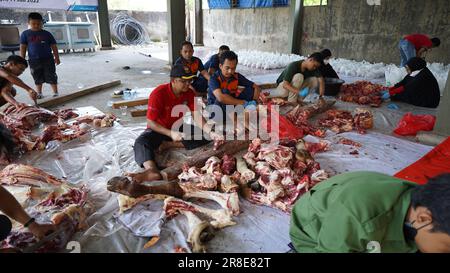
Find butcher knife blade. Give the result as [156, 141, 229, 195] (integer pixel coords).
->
[21, 223, 72, 253]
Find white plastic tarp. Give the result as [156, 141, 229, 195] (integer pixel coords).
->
[10, 106, 434, 253]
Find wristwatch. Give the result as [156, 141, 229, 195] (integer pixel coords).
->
[24, 217, 35, 228]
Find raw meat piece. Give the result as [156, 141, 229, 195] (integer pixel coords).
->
[310, 170, 329, 184]
[178, 166, 218, 192]
[1, 166, 90, 252]
[74, 113, 116, 128]
[160, 140, 250, 181]
[184, 190, 240, 216]
[318, 110, 354, 134]
[164, 197, 236, 229]
[338, 138, 362, 147]
[243, 151, 257, 167]
[1, 216, 77, 253]
[201, 156, 221, 174]
[174, 246, 188, 253]
[257, 144, 294, 170]
[3, 105, 57, 130]
[38, 187, 88, 208]
[219, 175, 240, 194]
[179, 211, 214, 253]
[339, 81, 385, 107]
[248, 138, 262, 153]
[34, 124, 88, 150]
[254, 161, 272, 179]
[353, 108, 374, 134]
[256, 171, 285, 202]
[305, 141, 330, 155]
[213, 138, 225, 151]
[116, 193, 168, 213]
[221, 154, 236, 175]
[292, 160, 308, 176]
[236, 157, 255, 184]
[306, 161, 321, 176]
[54, 109, 79, 120]
[0, 164, 64, 187]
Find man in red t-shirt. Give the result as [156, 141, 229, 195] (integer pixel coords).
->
[128, 64, 222, 183]
[399, 34, 440, 67]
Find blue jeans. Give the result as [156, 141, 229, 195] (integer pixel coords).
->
[399, 39, 416, 67]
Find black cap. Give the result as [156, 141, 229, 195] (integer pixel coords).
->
[170, 64, 195, 79]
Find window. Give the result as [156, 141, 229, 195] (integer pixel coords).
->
[207, 0, 290, 9]
[303, 0, 327, 6]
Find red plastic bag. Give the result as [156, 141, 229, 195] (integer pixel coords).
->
[261, 103, 304, 140]
[393, 113, 436, 136]
[395, 137, 450, 184]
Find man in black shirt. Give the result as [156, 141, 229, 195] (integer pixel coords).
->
[0, 55, 37, 109]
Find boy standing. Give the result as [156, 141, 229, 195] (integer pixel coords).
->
[20, 12, 60, 98]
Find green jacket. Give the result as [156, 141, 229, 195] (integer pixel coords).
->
[290, 171, 418, 253]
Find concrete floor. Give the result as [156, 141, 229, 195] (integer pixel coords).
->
[3, 43, 281, 124]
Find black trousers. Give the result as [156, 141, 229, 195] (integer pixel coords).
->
[134, 124, 210, 168]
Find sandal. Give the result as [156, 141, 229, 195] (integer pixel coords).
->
[53, 92, 59, 97]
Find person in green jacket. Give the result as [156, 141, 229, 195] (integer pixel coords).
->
[289, 171, 450, 253]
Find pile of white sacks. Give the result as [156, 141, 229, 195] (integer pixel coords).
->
[235, 50, 449, 95]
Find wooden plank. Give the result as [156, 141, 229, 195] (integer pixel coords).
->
[160, 140, 250, 181]
[112, 98, 149, 109]
[38, 80, 121, 108]
[259, 83, 277, 89]
[131, 109, 147, 117]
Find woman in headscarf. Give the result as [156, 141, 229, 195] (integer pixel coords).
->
[381, 57, 440, 108]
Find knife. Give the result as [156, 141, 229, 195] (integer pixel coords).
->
[21, 223, 71, 253]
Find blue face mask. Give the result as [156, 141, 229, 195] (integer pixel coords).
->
[404, 220, 433, 241]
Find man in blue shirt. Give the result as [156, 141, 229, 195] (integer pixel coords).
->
[174, 41, 210, 95]
[204, 45, 230, 75]
[208, 50, 261, 110]
[207, 51, 262, 136]
[20, 12, 60, 99]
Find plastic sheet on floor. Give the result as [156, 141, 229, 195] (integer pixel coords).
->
[11, 103, 434, 253]
[305, 131, 433, 177]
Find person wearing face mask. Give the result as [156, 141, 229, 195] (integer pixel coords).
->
[381, 57, 440, 108]
[319, 49, 339, 79]
[289, 171, 450, 253]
